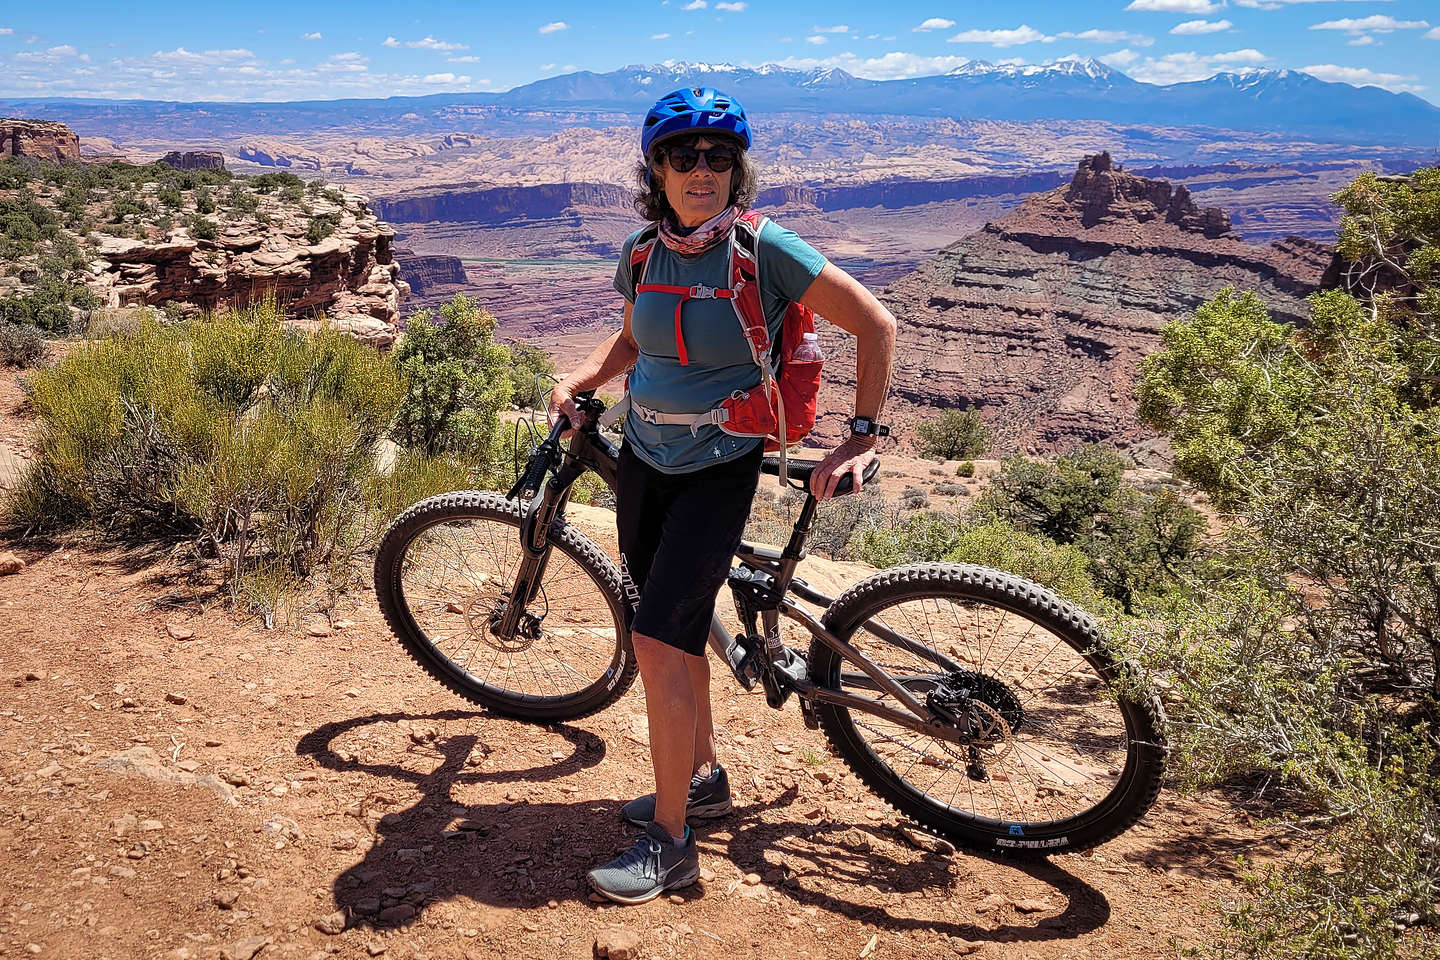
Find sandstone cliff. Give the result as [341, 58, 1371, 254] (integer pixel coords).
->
[88, 192, 407, 345]
[0, 119, 80, 163]
[827, 153, 1330, 455]
[160, 151, 225, 171]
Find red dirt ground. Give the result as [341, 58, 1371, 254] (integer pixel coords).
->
[0, 360, 1281, 960]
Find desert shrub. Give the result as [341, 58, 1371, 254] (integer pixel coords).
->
[944, 519, 1107, 610]
[932, 482, 966, 496]
[390, 294, 514, 475]
[307, 178, 324, 198]
[225, 183, 259, 214]
[2, 302, 458, 619]
[84, 306, 154, 339]
[189, 215, 218, 241]
[157, 182, 184, 210]
[0, 193, 58, 260]
[306, 214, 339, 244]
[899, 485, 929, 509]
[250, 172, 304, 195]
[915, 407, 991, 461]
[848, 509, 962, 567]
[955, 459, 975, 478]
[1129, 167, 1440, 959]
[323, 187, 346, 206]
[108, 192, 144, 223]
[507, 341, 557, 408]
[193, 186, 215, 214]
[976, 445, 1205, 612]
[0, 323, 46, 367]
[0, 261, 100, 333]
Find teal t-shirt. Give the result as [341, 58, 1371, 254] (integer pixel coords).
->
[614, 218, 828, 474]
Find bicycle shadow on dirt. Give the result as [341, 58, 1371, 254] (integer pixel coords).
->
[298, 712, 1110, 946]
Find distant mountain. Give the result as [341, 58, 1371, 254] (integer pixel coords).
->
[2, 59, 1436, 145]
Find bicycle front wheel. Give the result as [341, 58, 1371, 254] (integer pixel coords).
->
[808, 563, 1166, 856]
[374, 491, 636, 722]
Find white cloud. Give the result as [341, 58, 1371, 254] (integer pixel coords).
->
[1100, 48, 1141, 67]
[806, 36, 828, 45]
[1239, 0, 1398, 5]
[1171, 18, 1233, 34]
[651, 33, 671, 40]
[1057, 29, 1154, 46]
[1301, 63, 1424, 93]
[682, 0, 707, 9]
[382, 36, 399, 47]
[447, 55, 483, 62]
[948, 25, 1054, 47]
[301, 32, 322, 40]
[1310, 16, 1428, 33]
[1122, 48, 1270, 83]
[422, 73, 471, 84]
[1125, 0, 1224, 12]
[407, 36, 468, 50]
[318, 52, 368, 74]
[538, 21, 569, 34]
[0, 28, 12, 35]
[913, 18, 955, 32]
[716, 1, 747, 10]
[1348, 34, 1375, 45]
[1427, 27, 1440, 40]
[813, 24, 850, 33]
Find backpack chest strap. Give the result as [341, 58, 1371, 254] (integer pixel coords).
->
[634, 282, 736, 366]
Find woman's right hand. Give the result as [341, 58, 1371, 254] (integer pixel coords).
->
[547, 381, 583, 437]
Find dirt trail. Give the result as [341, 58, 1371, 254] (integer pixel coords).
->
[0, 364, 1279, 960]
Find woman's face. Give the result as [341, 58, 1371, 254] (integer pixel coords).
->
[655, 136, 735, 228]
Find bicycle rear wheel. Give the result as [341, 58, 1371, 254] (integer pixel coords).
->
[808, 563, 1166, 856]
[374, 491, 636, 722]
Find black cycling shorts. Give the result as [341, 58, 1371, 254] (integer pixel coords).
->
[615, 441, 763, 657]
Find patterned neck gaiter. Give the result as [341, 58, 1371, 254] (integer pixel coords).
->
[658, 205, 740, 256]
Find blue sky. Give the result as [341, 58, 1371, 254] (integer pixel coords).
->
[5, 0, 1440, 104]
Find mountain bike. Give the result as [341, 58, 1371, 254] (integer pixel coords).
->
[374, 393, 1167, 856]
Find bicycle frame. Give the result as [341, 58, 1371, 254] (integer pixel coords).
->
[510, 405, 976, 747]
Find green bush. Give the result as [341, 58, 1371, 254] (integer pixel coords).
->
[0, 323, 46, 367]
[0, 260, 100, 334]
[507, 341, 557, 408]
[943, 519, 1107, 610]
[193, 186, 215, 215]
[305, 214, 339, 244]
[848, 509, 962, 567]
[157, 183, 184, 210]
[955, 459, 975, 478]
[976, 446, 1205, 612]
[189, 215, 218, 241]
[2, 302, 463, 619]
[915, 407, 991, 461]
[390, 294, 514, 472]
[250, 172, 304, 195]
[225, 183, 259, 214]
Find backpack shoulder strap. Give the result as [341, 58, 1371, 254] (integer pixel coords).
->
[728, 213, 770, 367]
[628, 223, 661, 291]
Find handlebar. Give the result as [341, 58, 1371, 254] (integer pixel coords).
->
[506, 391, 603, 502]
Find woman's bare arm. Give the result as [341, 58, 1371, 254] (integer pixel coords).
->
[798, 262, 897, 499]
[548, 301, 640, 429]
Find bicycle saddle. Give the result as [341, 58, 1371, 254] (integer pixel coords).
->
[760, 456, 880, 496]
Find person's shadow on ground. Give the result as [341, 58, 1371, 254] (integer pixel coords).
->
[297, 710, 1111, 945]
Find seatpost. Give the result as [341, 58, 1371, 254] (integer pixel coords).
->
[783, 494, 818, 560]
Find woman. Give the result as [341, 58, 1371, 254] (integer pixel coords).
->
[548, 86, 895, 904]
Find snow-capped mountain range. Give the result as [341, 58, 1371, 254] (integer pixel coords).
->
[2, 58, 1435, 146]
[484, 58, 1436, 144]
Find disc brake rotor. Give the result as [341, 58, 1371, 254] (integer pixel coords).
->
[460, 594, 543, 653]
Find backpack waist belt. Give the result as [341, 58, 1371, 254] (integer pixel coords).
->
[602, 394, 745, 435]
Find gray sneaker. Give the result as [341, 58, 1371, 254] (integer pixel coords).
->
[587, 820, 700, 904]
[621, 766, 733, 827]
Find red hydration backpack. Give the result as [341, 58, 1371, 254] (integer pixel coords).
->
[607, 211, 824, 481]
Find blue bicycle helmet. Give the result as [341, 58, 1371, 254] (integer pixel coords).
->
[641, 87, 752, 157]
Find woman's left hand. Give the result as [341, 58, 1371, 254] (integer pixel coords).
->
[808, 436, 878, 500]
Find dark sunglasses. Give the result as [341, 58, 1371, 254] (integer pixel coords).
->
[663, 144, 737, 174]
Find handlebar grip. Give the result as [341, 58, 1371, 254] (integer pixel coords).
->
[517, 448, 552, 501]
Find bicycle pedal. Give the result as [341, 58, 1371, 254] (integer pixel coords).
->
[799, 696, 820, 730]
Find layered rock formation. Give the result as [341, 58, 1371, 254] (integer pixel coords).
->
[394, 248, 467, 296]
[835, 153, 1330, 454]
[375, 183, 633, 226]
[160, 150, 225, 171]
[87, 191, 408, 345]
[0, 119, 80, 162]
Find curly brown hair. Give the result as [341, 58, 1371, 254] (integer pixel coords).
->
[631, 132, 758, 223]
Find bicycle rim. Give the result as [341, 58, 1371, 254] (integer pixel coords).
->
[811, 564, 1164, 853]
[377, 492, 633, 718]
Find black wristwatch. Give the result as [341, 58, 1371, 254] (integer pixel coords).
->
[848, 416, 890, 438]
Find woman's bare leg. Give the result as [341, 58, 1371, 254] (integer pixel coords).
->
[631, 631, 696, 840]
[688, 651, 717, 775]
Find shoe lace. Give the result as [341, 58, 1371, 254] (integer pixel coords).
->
[614, 836, 664, 881]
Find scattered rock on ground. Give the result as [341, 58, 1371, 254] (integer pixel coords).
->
[0, 551, 24, 575]
[595, 927, 642, 960]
